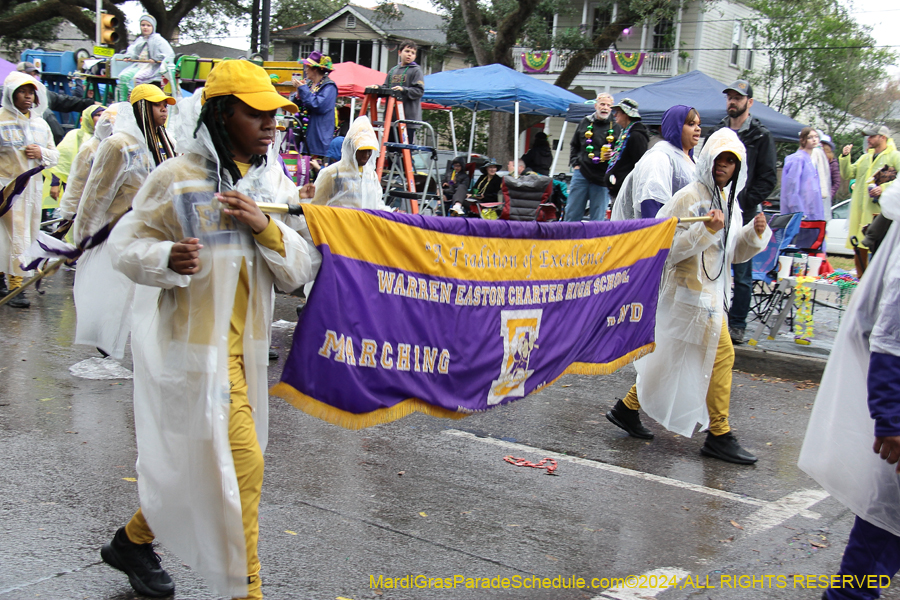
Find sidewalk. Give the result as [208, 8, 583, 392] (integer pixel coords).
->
[733, 283, 849, 381]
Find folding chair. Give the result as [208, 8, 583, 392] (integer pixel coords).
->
[749, 212, 801, 321]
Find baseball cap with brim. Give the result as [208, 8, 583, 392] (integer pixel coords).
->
[612, 98, 640, 119]
[863, 125, 891, 137]
[202, 60, 298, 113]
[723, 79, 753, 98]
[130, 84, 176, 105]
[16, 61, 40, 74]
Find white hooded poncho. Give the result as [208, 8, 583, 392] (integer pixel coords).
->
[611, 140, 696, 221]
[57, 105, 118, 220]
[632, 128, 771, 436]
[0, 71, 59, 276]
[71, 101, 155, 359]
[309, 116, 390, 210]
[108, 118, 320, 598]
[114, 14, 174, 97]
[799, 182, 900, 537]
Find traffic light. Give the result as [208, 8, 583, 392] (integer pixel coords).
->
[100, 13, 119, 45]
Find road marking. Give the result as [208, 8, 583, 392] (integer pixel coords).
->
[741, 488, 829, 535]
[445, 430, 829, 525]
[592, 567, 690, 600]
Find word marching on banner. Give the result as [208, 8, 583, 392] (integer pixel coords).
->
[271, 205, 676, 429]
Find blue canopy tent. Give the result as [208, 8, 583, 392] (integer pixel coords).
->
[565, 70, 806, 143]
[423, 64, 586, 173]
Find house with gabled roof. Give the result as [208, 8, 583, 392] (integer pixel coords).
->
[270, 3, 467, 74]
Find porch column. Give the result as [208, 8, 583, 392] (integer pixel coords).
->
[671, 2, 683, 76]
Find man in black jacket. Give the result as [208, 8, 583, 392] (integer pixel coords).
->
[712, 80, 777, 345]
[606, 98, 649, 199]
[16, 62, 98, 144]
[565, 93, 619, 221]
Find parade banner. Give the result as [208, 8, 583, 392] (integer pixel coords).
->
[271, 205, 676, 429]
[609, 51, 646, 74]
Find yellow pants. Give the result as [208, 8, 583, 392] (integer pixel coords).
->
[623, 319, 734, 436]
[3, 273, 23, 289]
[125, 356, 264, 599]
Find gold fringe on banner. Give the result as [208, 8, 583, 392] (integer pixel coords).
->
[270, 342, 656, 429]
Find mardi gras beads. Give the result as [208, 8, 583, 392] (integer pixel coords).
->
[585, 124, 601, 164]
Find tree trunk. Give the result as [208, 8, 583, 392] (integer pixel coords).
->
[488, 112, 514, 166]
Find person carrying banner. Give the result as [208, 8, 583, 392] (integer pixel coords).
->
[0, 71, 59, 308]
[308, 115, 387, 210]
[71, 86, 175, 359]
[798, 183, 900, 600]
[102, 60, 319, 600]
[611, 105, 700, 221]
[605, 128, 771, 465]
[56, 106, 118, 221]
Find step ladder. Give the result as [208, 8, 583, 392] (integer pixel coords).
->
[359, 87, 418, 211]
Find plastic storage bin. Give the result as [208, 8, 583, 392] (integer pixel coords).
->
[21, 50, 76, 74]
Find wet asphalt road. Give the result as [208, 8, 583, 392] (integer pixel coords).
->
[0, 272, 894, 600]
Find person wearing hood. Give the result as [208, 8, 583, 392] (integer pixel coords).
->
[605, 128, 771, 465]
[11, 61, 98, 145]
[289, 51, 338, 157]
[102, 60, 318, 600]
[71, 85, 175, 359]
[308, 116, 387, 210]
[0, 71, 59, 308]
[605, 98, 649, 198]
[780, 127, 825, 220]
[565, 93, 619, 222]
[522, 131, 552, 176]
[840, 125, 900, 250]
[52, 105, 105, 184]
[115, 14, 175, 102]
[798, 182, 900, 600]
[611, 105, 700, 220]
[56, 106, 118, 221]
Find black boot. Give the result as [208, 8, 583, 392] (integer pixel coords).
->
[100, 527, 175, 597]
[7, 289, 30, 308]
[269, 347, 279, 361]
[701, 431, 758, 465]
[606, 399, 654, 439]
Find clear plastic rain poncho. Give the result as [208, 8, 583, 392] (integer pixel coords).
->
[107, 113, 319, 598]
[631, 128, 770, 436]
[71, 101, 154, 359]
[57, 105, 118, 219]
[309, 116, 389, 210]
[611, 105, 696, 221]
[50, 105, 99, 184]
[799, 182, 900, 537]
[780, 149, 824, 220]
[0, 71, 59, 276]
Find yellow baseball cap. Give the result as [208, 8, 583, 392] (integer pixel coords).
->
[130, 84, 176, 105]
[201, 60, 298, 113]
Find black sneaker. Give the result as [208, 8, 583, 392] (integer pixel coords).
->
[728, 326, 745, 345]
[701, 431, 758, 465]
[269, 347, 279, 361]
[100, 527, 175, 597]
[606, 399, 654, 439]
[7, 289, 30, 308]
[0, 274, 8, 297]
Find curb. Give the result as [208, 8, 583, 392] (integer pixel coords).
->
[733, 345, 827, 382]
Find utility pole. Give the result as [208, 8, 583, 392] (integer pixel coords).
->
[260, 0, 271, 60]
[250, 0, 260, 54]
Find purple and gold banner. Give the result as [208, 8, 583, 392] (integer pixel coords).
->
[271, 205, 676, 429]
[610, 51, 646, 75]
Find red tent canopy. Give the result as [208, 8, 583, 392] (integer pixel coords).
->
[331, 61, 449, 110]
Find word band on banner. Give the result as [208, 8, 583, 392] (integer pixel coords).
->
[271, 205, 676, 429]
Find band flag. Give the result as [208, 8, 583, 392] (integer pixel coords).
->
[0, 166, 44, 218]
[271, 205, 676, 429]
